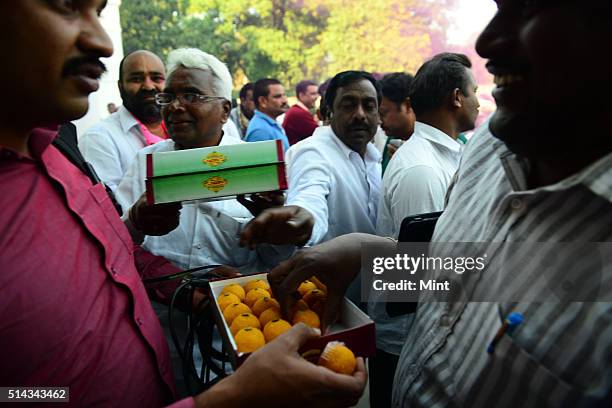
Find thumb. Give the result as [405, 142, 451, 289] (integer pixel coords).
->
[281, 323, 321, 352]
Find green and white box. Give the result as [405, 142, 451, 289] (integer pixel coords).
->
[145, 140, 287, 204]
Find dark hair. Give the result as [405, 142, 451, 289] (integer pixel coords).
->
[409, 53, 472, 116]
[323, 71, 382, 116]
[295, 80, 317, 97]
[380, 72, 414, 108]
[253, 78, 282, 108]
[239, 82, 253, 100]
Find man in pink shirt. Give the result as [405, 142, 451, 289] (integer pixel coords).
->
[0, 1, 366, 407]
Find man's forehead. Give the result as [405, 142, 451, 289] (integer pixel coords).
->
[123, 52, 165, 74]
[337, 79, 377, 99]
[269, 84, 284, 94]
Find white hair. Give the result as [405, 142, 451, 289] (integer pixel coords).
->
[166, 48, 233, 101]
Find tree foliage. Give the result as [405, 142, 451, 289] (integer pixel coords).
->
[121, 0, 457, 92]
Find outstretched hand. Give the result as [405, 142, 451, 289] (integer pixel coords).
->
[240, 205, 314, 249]
[237, 191, 285, 217]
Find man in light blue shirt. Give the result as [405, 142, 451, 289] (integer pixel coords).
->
[245, 78, 290, 151]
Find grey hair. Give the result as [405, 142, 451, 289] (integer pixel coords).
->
[166, 48, 233, 101]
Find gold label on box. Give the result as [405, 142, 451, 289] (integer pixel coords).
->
[203, 176, 228, 193]
[202, 151, 227, 167]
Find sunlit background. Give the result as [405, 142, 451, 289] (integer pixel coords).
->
[76, 0, 499, 134]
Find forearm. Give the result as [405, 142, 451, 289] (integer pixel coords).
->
[194, 377, 241, 408]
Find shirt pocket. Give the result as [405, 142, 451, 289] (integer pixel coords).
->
[464, 334, 576, 408]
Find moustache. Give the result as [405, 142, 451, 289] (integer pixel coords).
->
[62, 56, 107, 77]
[135, 89, 158, 101]
[348, 123, 370, 131]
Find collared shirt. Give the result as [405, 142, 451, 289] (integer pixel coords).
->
[0, 128, 194, 407]
[282, 103, 318, 145]
[285, 125, 382, 245]
[115, 137, 290, 273]
[80, 106, 150, 191]
[376, 121, 463, 239]
[371, 122, 464, 355]
[245, 110, 290, 152]
[392, 121, 612, 407]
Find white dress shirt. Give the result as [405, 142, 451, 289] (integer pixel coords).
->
[79, 106, 148, 191]
[371, 121, 463, 355]
[115, 136, 290, 273]
[376, 121, 463, 238]
[285, 125, 382, 245]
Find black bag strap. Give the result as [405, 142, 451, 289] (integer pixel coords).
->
[53, 123, 123, 215]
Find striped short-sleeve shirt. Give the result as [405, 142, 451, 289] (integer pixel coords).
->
[392, 122, 612, 407]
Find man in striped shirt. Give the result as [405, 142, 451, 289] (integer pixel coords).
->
[269, 1, 612, 406]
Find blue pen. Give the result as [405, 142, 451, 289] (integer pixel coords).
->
[487, 312, 524, 354]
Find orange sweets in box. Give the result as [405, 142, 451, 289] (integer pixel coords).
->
[218, 278, 333, 353]
[244, 279, 269, 293]
[217, 292, 241, 312]
[223, 302, 252, 325]
[259, 307, 281, 328]
[291, 300, 320, 328]
[220, 284, 246, 302]
[252, 297, 280, 317]
[263, 319, 292, 342]
[245, 287, 271, 308]
[234, 327, 265, 353]
[230, 313, 261, 335]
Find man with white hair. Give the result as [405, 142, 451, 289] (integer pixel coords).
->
[80, 49, 241, 192]
[116, 48, 291, 273]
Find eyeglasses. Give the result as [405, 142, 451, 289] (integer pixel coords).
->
[155, 93, 226, 106]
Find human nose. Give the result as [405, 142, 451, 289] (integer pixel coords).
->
[142, 76, 157, 91]
[77, 8, 113, 59]
[167, 96, 186, 111]
[475, 9, 514, 60]
[354, 103, 366, 121]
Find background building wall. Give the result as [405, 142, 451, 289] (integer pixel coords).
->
[74, 0, 123, 138]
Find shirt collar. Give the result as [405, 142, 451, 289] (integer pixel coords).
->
[322, 125, 381, 163]
[117, 105, 140, 134]
[295, 101, 310, 112]
[414, 121, 463, 153]
[253, 110, 281, 129]
[487, 125, 612, 202]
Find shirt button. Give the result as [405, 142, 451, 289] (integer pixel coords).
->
[440, 314, 452, 327]
[510, 198, 523, 210]
[196, 244, 202, 250]
[110, 267, 118, 275]
[136, 317, 143, 326]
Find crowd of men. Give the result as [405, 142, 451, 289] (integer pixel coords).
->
[1, 0, 611, 407]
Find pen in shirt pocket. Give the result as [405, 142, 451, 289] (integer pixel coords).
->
[487, 311, 524, 354]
